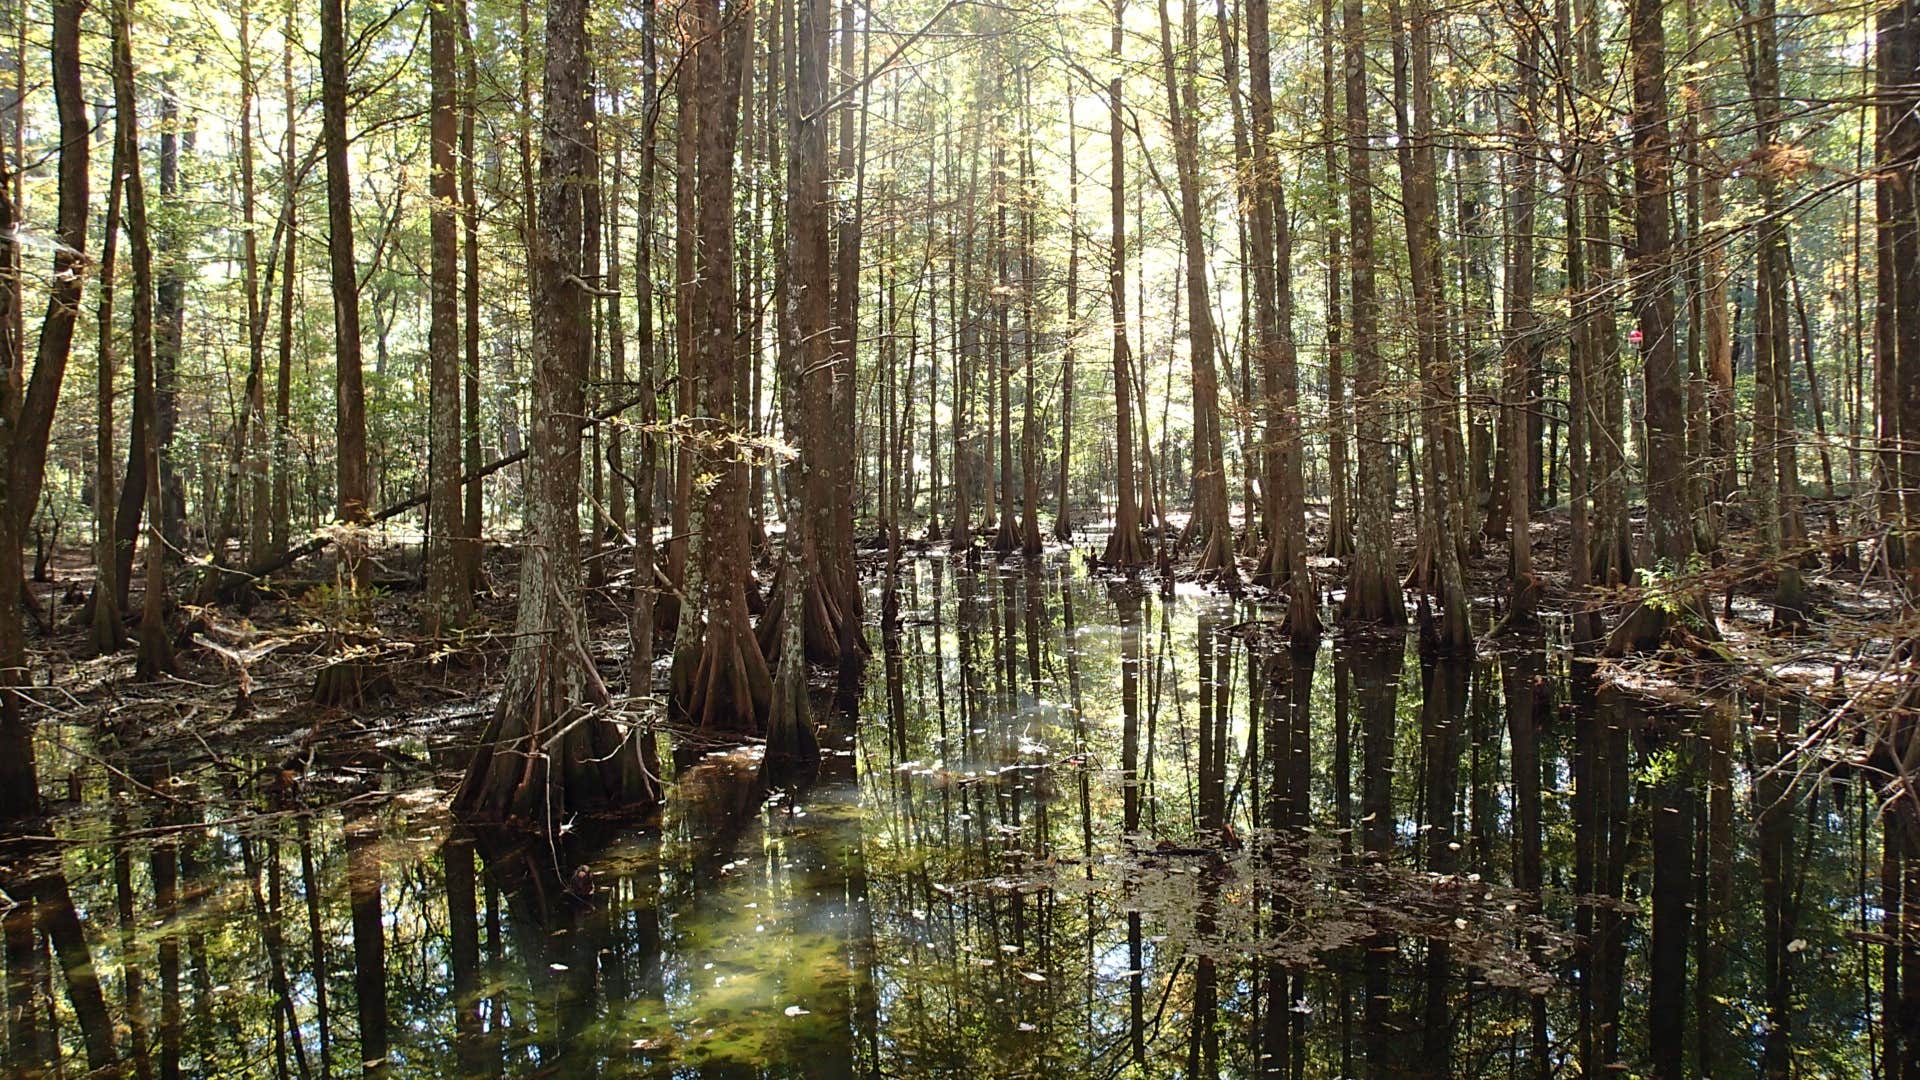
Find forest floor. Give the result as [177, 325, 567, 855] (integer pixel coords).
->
[7, 496, 1915, 838]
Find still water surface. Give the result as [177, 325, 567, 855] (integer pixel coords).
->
[2, 555, 1881, 1076]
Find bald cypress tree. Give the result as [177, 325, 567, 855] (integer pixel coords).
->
[1338, 0, 1403, 626]
[1100, 0, 1148, 569]
[456, 0, 658, 823]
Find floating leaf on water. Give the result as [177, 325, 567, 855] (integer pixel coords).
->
[1021, 971, 1046, 983]
[784, 1005, 811, 1017]
[549, 963, 569, 972]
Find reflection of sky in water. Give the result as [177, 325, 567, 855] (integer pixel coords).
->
[5, 553, 1887, 1077]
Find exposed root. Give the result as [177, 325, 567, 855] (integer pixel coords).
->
[454, 645, 661, 828]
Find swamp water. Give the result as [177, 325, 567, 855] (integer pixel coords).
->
[0, 554, 1886, 1076]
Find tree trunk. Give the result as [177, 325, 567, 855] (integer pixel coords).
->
[678, 0, 772, 733]
[271, 6, 297, 560]
[1245, 0, 1318, 639]
[1878, 1, 1912, 574]
[108, 0, 174, 680]
[239, 0, 270, 574]
[1501, 0, 1539, 624]
[1745, 0, 1806, 628]
[762, 0, 857, 668]
[459, 0, 485, 589]
[630, 0, 661, 689]
[1154, 0, 1236, 583]
[1321, 0, 1352, 562]
[1338, 0, 1403, 625]
[1101, 0, 1147, 569]
[154, 89, 188, 552]
[1388, 0, 1470, 649]
[1606, 0, 1716, 653]
[0, 0, 88, 817]
[1018, 73, 1044, 557]
[1581, 0, 1632, 588]
[425, 0, 469, 636]
[1054, 111, 1078, 541]
[92, 91, 128, 656]
[322, 0, 371, 531]
[455, 0, 659, 824]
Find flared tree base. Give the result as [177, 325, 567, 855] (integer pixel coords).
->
[1339, 563, 1406, 628]
[1021, 514, 1044, 556]
[1322, 523, 1354, 562]
[0, 715, 40, 820]
[313, 661, 396, 708]
[1193, 528, 1241, 593]
[1490, 572, 1542, 636]
[455, 652, 662, 830]
[88, 587, 126, 656]
[757, 559, 856, 669]
[762, 658, 820, 778]
[680, 611, 773, 736]
[1590, 532, 1636, 589]
[1771, 566, 1810, 633]
[1101, 519, 1149, 569]
[1251, 535, 1289, 592]
[1284, 580, 1323, 650]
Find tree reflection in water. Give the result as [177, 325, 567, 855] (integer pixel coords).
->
[0, 553, 1902, 1076]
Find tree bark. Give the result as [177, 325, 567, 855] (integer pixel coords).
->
[1743, 0, 1806, 628]
[238, 0, 272, 576]
[1054, 111, 1078, 541]
[1242, 0, 1319, 635]
[459, 0, 485, 589]
[153, 88, 188, 551]
[762, 0, 857, 667]
[92, 93, 127, 656]
[321, 0, 372, 529]
[1338, 0, 1403, 625]
[271, 6, 297, 559]
[0, 0, 88, 817]
[1101, 0, 1147, 569]
[426, 0, 470, 635]
[1501, 0, 1539, 623]
[1321, 0, 1352, 562]
[1388, 0, 1471, 648]
[108, 0, 175, 680]
[1607, 0, 1717, 653]
[1154, 0, 1237, 583]
[678, 0, 773, 733]
[455, 0, 658, 824]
